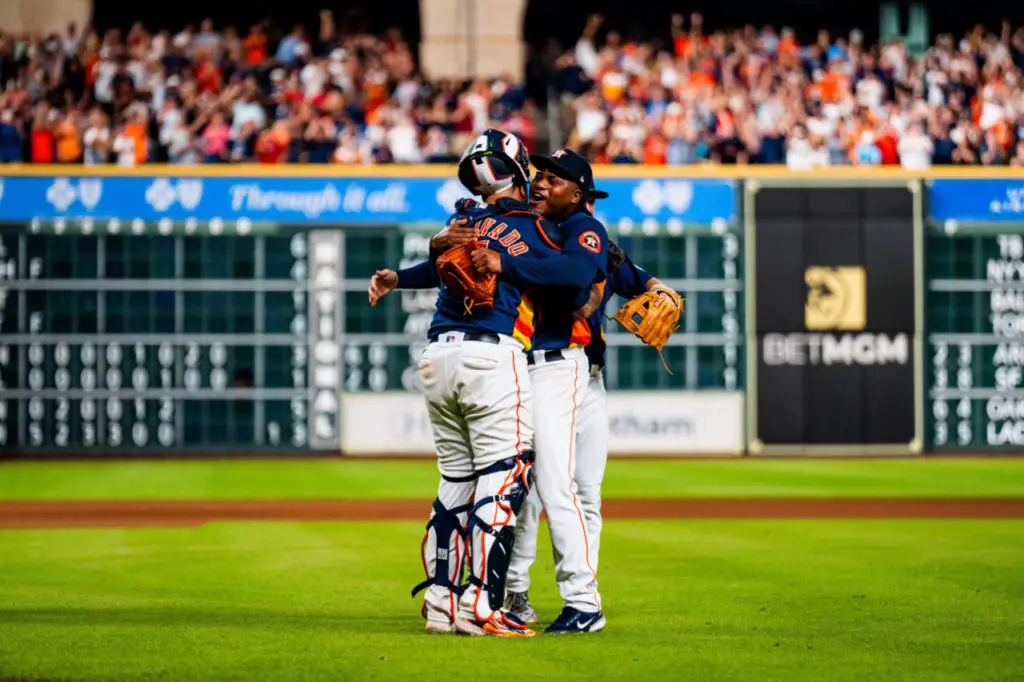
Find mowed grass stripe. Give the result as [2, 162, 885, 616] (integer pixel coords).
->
[1, 459, 1024, 501]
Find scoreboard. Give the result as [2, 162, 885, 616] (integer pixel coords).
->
[924, 177, 1024, 451]
[926, 225, 1024, 450]
[0, 221, 335, 453]
[0, 172, 740, 455]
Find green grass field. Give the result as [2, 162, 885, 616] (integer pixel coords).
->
[2, 459, 1023, 681]
[4, 458, 1024, 500]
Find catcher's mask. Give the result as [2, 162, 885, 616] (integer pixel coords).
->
[458, 129, 531, 198]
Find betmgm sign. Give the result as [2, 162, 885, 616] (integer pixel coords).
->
[764, 266, 910, 367]
[746, 182, 922, 455]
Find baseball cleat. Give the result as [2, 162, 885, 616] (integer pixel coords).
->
[455, 610, 536, 637]
[543, 606, 606, 634]
[504, 591, 539, 624]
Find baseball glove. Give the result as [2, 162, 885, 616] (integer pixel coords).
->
[436, 241, 496, 315]
[612, 288, 684, 372]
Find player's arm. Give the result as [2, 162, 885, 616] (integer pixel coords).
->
[612, 255, 654, 298]
[396, 260, 441, 289]
[489, 218, 607, 289]
[611, 239, 678, 298]
[576, 241, 647, 318]
[382, 210, 478, 295]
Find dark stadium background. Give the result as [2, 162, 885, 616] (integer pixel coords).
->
[91, 0, 1024, 50]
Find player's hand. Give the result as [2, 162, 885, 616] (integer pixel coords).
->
[471, 247, 501, 275]
[368, 269, 398, 307]
[655, 288, 677, 305]
[431, 218, 477, 251]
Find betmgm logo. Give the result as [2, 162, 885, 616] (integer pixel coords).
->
[804, 266, 866, 330]
[763, 266, 910, 366]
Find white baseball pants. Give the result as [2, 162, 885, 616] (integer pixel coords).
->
[508, 347, 601, 612]
[416, 332, 534, 622]
[507, 364, 607, 596]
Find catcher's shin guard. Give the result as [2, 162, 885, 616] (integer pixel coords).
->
[465, 450, 535, 615]
[411, 475, 475, 603]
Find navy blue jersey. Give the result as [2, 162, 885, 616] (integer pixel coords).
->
[585, 250, 653, 368]
[516, 211, 609, 351]
[395, 197, 572, 351]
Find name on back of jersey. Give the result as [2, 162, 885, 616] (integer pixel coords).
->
[476, 217, 530, 257]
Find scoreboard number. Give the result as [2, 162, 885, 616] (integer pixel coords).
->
[928, 227, 1024, 449]
[721, 233, 740, 390]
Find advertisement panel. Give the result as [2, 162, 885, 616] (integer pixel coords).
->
[341, 391, 745, 456]
[748, 183, 922, 455]
[929, 178, 1024, 223]
[0, 173, 736, 227]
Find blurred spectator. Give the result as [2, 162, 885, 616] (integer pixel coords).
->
[55, 111, 82, 163]
[786, 125, 827, 169]
[111, 121, 137, 166]
[0, 109, 22, 162]
[387, 111, 423, 163]
[276, 25, 308, 66]
[201, 111, 231, 163]
[334, 123, 368, 163]
[422, 125, 452, 163]
[256, 119, 291, 164]
[898, 121, 934, 169]
[82, 109, 110, 164]
[304, 108, 337, 163]
[30, 107, 56, 164]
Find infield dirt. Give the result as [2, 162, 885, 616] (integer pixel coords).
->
[2, 498, 1024, 529]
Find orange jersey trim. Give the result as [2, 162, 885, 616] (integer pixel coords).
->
[511, 295, 536, 351]
[568, 318, 592, 348]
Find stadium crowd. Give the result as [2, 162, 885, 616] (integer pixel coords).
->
[0, 11, 533, 165]
[2, 10, 1024, 167]
[556, 13, 1024, 168]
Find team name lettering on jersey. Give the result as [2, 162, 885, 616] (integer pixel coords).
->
[477, 217, 529, 256]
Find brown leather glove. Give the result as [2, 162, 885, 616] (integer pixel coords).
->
[436, 241, 497, 315]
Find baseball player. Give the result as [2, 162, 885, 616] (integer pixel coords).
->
[368, 131, 599, 637]
[505, 188, 684, 626]
[473, 149, 610, 633]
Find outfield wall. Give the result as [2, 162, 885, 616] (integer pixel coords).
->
[0, 166, 1021, 457]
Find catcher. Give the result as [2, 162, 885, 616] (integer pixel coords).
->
[504, 188, 683, 625]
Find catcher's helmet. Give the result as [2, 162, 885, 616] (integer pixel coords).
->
[457, 129, 531, 197]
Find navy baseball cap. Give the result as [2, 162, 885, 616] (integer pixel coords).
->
[530, 148, 598, 196]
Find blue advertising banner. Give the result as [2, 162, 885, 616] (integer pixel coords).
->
[929, 179, 1024, 223]
[0, 174, 736, 226]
